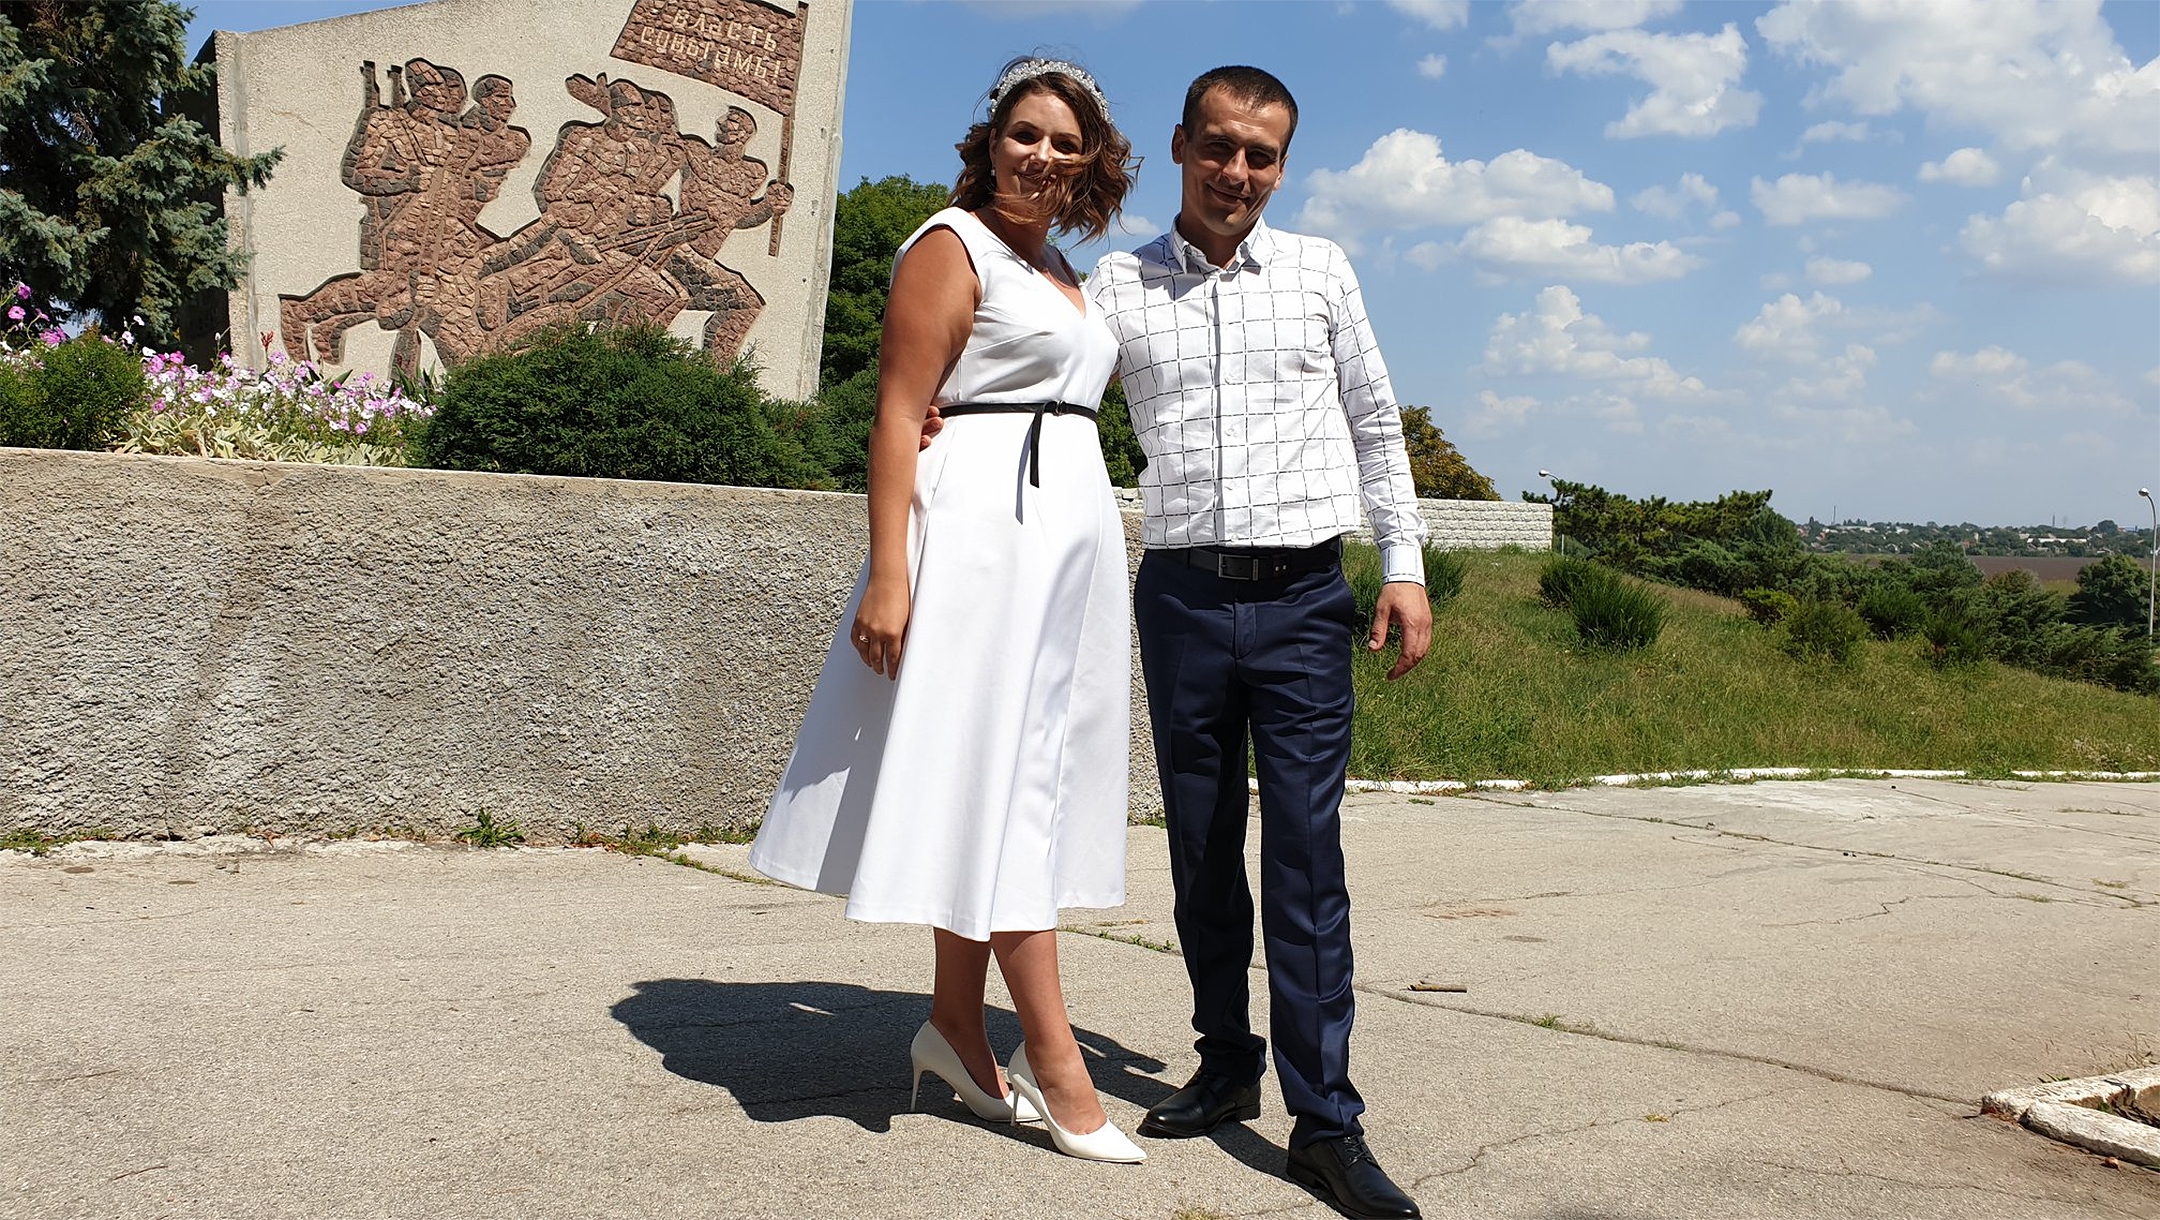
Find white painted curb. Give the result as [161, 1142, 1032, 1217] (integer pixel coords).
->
[1249, 767, 2160, 797]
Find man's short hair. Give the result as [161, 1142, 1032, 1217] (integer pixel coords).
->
[1181, 66, 1299, 149]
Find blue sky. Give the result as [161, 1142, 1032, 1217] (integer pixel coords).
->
[187, 1, 2160, 529]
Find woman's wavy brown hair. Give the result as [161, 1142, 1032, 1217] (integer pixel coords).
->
[950, 60, 1135, 244]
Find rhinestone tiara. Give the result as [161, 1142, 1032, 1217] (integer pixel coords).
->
[989, 58, 1108, 119]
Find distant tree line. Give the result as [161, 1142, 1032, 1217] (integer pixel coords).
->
[1529, 478, 2156, 695]
[1804, 517, 2153, 559]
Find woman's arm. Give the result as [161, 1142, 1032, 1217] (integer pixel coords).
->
[853, 226, 976, 679]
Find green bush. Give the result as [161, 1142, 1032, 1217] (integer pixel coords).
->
[781, 367, 877, 493]
[2067, 553, 2149, 630]
[1739, 586, 1798, 626]
[1538, 554, 1604, 609]
[1664, 538, 1747, 596]
[1568, 569, 1666, 651]
[1921, 608, 1986, 669]
[1856, 583, 1926, 639]
[419, 324, 821, 487]
[2006, 622, 2157, 696]
[1780, 599, 1866, 665]
[1345, 541, 1468, 635]
[0, 333, 145, 449]
[1423, 545, 1466, 608]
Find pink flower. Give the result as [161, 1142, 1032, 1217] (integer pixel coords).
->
[40, 328, 63, 347]
[12, 284, 28, 300]
[6, 305, 21, 322]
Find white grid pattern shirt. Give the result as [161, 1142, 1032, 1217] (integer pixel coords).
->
[1089, 217, 1428, 583]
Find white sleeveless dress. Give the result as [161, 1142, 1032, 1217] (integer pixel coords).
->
[749, 208, 1130, 939]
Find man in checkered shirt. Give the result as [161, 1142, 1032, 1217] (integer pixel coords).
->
[1090, 66, 1428, 1220]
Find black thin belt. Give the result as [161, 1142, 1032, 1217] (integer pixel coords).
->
[1164, 537, 1344, 581]
[938, 400, 1099, 486]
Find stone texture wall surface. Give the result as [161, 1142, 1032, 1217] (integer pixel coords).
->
[0, 448, 1151, 842]
[1412, 499, 1553, 551]
[3, 451, 1546, 842]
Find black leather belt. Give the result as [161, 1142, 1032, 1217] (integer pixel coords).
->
[937, 400, 1099, 487]
[1166, 537, 1344, 581]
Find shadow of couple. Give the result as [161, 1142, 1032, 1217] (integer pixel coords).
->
[609, 977, 1287, 1174]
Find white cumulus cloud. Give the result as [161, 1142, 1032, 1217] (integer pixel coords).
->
[1390, 0, 1469, 30]
[1460, 388, 1540, 437]
[1959, 169, 2160, 285]
[1931, 345, 2134, 412]
[1546, 23, 1763, 139]
[1737, 291, 1935, 364]
[1757, 0, 2160, 166]
[1416, 217, 1703, 284]
[1480, 285, 1714, 400]
[1631, 172, 1718, 219]
[1805, 256, 1872, 285]
[1507, 0, 1684, 37]
[1751, 172, 1908, 225]
[1919, 148, 2002, 187]
[1297, 129, 1615, 248]
[1418, 54, 1448, 80]
[1801, 120, 1871, 144]
[1736, 291, 1850, 360]
[1781, 343, 1878, 402]
[1931, 346, 2027, 379]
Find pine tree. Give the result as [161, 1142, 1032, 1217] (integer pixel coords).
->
[0, 2, 280, 342]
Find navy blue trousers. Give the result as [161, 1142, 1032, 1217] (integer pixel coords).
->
[1132, 551, 1364, 1149]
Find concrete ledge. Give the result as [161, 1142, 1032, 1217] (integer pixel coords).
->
[1983, 1066, 2160, 1169]
[1, 447, 1156, 840]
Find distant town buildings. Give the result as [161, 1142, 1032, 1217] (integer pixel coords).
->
[1803, 518, 2155, 561]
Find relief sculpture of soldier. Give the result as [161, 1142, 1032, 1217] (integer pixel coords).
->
[668, 105, 791, 359]
[468, 75, 691, 352]
[282, 61, 792, 376]
[281, 59, 525, 374]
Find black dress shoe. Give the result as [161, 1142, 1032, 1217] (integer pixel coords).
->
[1136, 1071, 1263, 1138]
[1285, 1134, 1420, 1220]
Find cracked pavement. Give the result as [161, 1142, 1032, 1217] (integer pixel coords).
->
[4, 778, 2157, 1219]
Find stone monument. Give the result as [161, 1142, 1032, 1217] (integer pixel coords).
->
[190, 0, 850, 400]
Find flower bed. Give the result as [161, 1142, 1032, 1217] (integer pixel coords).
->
[5, 283, 434, 465]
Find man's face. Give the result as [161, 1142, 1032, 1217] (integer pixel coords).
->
[1171, 87, 1290, 247]
[407, 63, 463, 115]
[720, 113, 754, 151]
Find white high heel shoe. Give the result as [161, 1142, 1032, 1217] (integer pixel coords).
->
[1005, 1043, 1146, 1163]
[909, 1022, 1040, 1122]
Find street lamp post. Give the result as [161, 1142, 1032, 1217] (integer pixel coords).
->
[1539, 470, 1565, 556]
[2140, 487, 2156, 641]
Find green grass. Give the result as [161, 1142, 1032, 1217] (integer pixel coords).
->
[1348, 547, 2160, 785]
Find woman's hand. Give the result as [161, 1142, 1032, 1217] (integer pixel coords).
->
[852, 576, 911, 679]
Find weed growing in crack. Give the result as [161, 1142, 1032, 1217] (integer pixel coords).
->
[454, 809, 525, 849]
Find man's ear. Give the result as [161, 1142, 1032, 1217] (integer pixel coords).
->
[1170, 124, 1187, 166]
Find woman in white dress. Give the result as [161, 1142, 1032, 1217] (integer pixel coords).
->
[750, 58, 1142, 1162]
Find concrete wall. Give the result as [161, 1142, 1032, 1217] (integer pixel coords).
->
[2, 450, 1547, 842]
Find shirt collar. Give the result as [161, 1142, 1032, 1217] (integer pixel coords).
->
[1169, 215, 1275, 275]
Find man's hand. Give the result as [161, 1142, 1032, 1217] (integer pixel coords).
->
[1369, 581, 1432, 681]
[919, 402, 942, 450]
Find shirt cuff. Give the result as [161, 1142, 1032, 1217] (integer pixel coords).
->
[1380, 541, 1425, 586]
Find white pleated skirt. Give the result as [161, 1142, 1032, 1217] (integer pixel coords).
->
[749, 412, 1131, 940]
